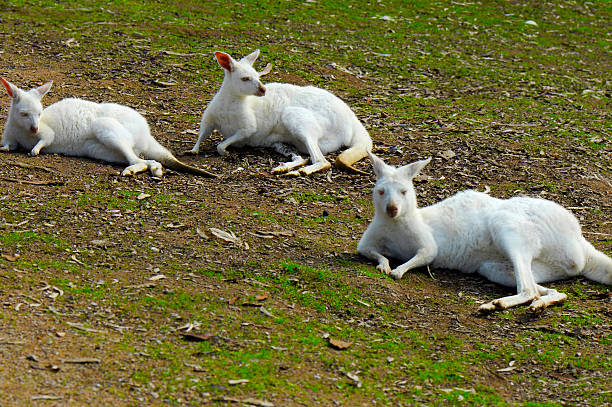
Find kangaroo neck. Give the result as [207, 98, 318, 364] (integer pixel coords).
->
[218, 76, 247, 101]
[4, 113, 21, 136]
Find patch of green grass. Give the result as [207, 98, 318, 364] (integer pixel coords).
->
[0, 231, 69, 249]
[1, 0, 610, 405]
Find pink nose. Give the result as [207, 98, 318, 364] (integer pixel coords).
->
[386, 204, 398, 218]
[30, 126, 38, 134]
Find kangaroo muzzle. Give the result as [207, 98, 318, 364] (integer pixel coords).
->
[30, 125, 38, 134]
[256, 85, 266, 96]
[386, 204, 398, 218]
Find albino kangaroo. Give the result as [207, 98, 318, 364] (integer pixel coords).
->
[187, 49, 373, 176]
[357, 154, 612, 312]
[1, 78, 216, 178]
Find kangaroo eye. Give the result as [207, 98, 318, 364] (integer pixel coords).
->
[378, 189, 384, 196]
[241, 77, 251, 82]
[401, 190, 407, 195]
[20, 112, 28, 117]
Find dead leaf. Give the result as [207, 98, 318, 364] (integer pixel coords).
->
[413, 174, 432, 183]
[440, 149, 456, 160]
[154, 79, 178, 87]
[31, 395, 62, 401]
[209, 227, 242, 245]
[127, 282, 156, 289]
[65, 322, 105, 334]
[328, 337, 353, 350]
[61, 357, 101, 364]
[346, 372, 362, 388]
[180, 332, 216, 342]
[136, 193, 151, 200]
[242, 398, 274, 407]
[196, 227, 209, 239]
[496, 366, 517, 373]
[213, 396, 274, 407]
[228, 296, 240, 305]
[255, 293, 269, 301]
[1, 253, 19, 262]
[148, 274, 166, 281]
[549, 372, 574, 381]
[184, 361, 206, 372]
[240, 302, 263, 307]
[253, 230, 295, 238]
[228, 379, 250, 385]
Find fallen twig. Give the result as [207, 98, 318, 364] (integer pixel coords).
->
[0, 176, 64, 186]
[61, 357, 101, 364]
[10, 161, 59, 174]
[65, 322, 106, 334]
[31, 395, 62, 401]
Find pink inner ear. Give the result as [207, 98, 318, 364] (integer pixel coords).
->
[0, 77, 14, 97]
[215, 52, 233, 72]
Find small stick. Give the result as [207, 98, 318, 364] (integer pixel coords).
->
[10, 161, 59, 174]
[0, 177, 64, 186]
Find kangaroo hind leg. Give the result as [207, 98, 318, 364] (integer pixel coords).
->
[271, 142, 308, 174]
[479, 222, 542, 312]
[91, 117, 163, 177]
[281, 108, 331, 176]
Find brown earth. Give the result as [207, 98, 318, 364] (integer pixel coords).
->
[0, 24, 611, 407]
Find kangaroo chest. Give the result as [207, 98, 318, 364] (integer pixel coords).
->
[377, 222, 423, 262]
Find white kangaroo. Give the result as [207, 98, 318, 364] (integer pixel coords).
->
[187, 49, 373, 176]
[1, 78, 216, 178]
[357, 154, 612, 312]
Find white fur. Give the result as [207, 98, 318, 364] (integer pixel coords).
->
[1, 78, 213, 177]
[357, 154, 612, 312]
[188, 49, 372, 175]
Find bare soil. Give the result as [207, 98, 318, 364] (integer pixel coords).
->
[0, 18, 610, 407]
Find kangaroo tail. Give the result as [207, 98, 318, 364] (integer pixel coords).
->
[583, 242, 612, 285]
[162, 156, 218, 178]
[335, 130, 372, 175]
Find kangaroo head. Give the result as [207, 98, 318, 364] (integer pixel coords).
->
[215, 49, 272, 97]
[369, 153, 431, 219]
[1, 77, 52, 135]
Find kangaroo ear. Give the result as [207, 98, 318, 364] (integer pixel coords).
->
[259, 63, 273, 76]
[0, 77, 18, 98]
[35, 81, 53, 99]
[399, 157, 432, 179]
[215, 51, 235, 72]
[369, 152, 391, 179]
[242, 49, 260, 66]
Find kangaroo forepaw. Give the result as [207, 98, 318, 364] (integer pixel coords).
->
[389, 268, 405, 280]
[217, 145, 228, 156]
[376, 262, 391, 275]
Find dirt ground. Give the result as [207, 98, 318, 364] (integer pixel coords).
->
[0, 11, 611, 407]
